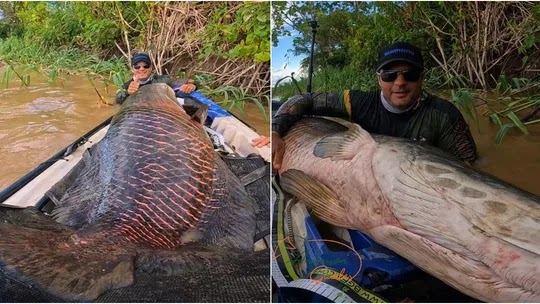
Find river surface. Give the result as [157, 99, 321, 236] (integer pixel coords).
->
[467, 102, 540, 195]
[0, 70, 538, 196]
[0, 69, 270, 191]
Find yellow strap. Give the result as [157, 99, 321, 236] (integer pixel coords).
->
[343, 89, 352, 119]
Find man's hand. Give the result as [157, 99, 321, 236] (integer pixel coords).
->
[127, 76, 140, 95]
[272, 131, 285, 172]
[179, 79, 196, 94]
[251, 136, 270, 148]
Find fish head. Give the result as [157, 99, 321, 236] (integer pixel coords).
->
[281, 118, 396, 230]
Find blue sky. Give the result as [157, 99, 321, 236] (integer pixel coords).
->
[271, 33, 305, 87]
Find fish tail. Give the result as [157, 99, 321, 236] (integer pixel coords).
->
[136, 243, 268, 277]
[0, 205, 70, 232]
[0, 218, 134, 301]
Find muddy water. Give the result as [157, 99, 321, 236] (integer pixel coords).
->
[230, 102, 270, 137]
[0, 71, 117, 191]
[467, 104, 540, 196]
[0, 69, 270, 192]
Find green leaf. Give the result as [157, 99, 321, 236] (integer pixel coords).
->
[254, 52, 270, 63]
[495, 124, 513, 144]
[22, 75, 30, 86]
[256, 14, 266, 23]
[505, 100, 521, 109]
[506, 111, 529, 135]
[489, 113, 502, 127]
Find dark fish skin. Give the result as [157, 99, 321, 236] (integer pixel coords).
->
[52, 84, 219, 250]
[0, 84, 257, 301]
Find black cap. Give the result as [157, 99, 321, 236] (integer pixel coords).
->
[131, 53, 152, 66]
[377, 42, 424, 71]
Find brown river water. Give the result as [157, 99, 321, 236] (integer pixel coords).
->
[0, 69, 538, 196]
[466, 103, 540, 196]
[0, 70, 270, 191]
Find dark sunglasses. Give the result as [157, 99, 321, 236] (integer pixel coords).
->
[133, 64, 150, 70]
[377, 69, 423, 82]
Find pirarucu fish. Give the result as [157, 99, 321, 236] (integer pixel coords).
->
[0, 84, 257, 301]
[279, 117, 539, 302]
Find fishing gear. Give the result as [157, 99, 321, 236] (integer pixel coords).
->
[306, 20, 319, 93]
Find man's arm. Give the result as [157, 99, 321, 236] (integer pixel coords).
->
[272, 92, 351, 137]
[437, 107, 478, 164]
[162, 76, 196, 95]
[115, 80, 133, 105]
[271, 91, 352, 171]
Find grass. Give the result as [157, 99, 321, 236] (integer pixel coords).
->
[196, 73, 269, 121]
[1, 59, 31, 87]
[450, 75, 540, 144]
[0, 36, 129, 89]
[0, 37, 269, 119]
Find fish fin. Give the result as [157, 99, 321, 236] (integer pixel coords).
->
[136, 243, 268, 277]
[191, 104, 209, 125]
[0, 206, 71, 233]
[280, 169, 348, 226]
[0, 224, 134, 301]
[194, 157, 256, 251]
[314, 123, 374, 160]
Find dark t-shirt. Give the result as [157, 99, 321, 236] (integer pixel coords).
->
[272, 90, 478, 163]
[115, 74, 185, 105]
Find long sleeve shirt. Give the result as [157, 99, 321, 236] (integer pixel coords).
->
[115, 74, 188, 105]
[272, 90, 478, 163]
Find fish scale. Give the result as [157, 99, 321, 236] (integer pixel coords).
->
[60, 94, 217, 249]
[48, 88, 215, 240]
[0, 84, 257, 301]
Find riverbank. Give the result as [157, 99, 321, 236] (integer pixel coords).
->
[0, 37, 270, 123]
[0, 37, 129, 87]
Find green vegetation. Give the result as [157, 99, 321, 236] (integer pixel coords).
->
[0, 2, 270, 118]
[273, 2, 540, 143]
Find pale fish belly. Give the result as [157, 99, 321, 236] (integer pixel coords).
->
[280, 117, 539, 302]
[371, 136, 540, 302]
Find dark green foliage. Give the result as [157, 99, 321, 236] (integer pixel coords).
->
[272, 1, 540, 143]
[202, 2, 270, 63]
[272, 1, 539, 90]
[0, 2, 270, 118]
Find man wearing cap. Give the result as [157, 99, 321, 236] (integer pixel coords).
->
[272, 41, 478, 170]
[115, 52, 197, 105]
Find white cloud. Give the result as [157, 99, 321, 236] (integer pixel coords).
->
[271, 65, 305, 87]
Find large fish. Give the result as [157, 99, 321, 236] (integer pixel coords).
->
[278, 117, 539, 302]
[0, 84, 259, 301]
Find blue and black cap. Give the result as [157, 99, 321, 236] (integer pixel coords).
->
[131, 53, 152, 66]
[377, 42, 424, 71]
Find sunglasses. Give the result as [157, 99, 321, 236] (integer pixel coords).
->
[377, 69, 423, 82]
[133, 64, 150, 70]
